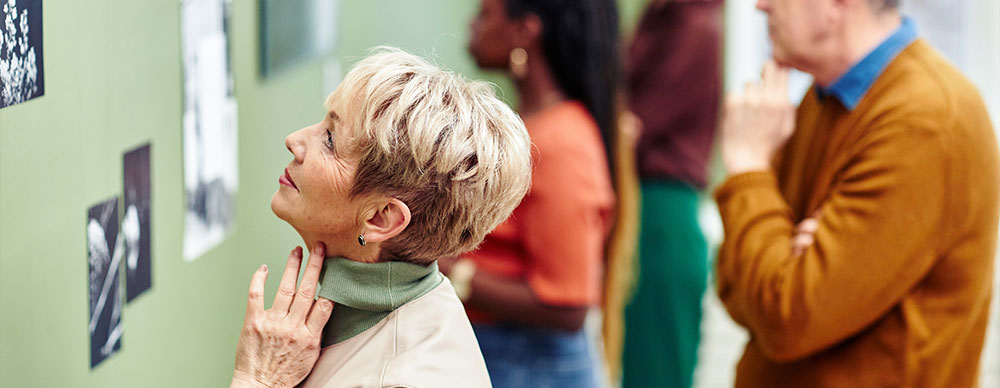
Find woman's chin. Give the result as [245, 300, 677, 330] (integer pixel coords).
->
[270, 193, 290, 222]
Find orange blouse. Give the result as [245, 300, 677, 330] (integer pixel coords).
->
[465, 101, 615, 322]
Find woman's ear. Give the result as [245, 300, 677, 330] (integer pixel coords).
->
[361, 198, 411, 244]
[511, 13, 542, 49]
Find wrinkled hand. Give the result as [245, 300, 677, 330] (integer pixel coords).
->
[231, 243, 334, 388]
[791, 211, 822, 257]
[721, 61, 795, 175]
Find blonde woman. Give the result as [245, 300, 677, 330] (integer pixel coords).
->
[228, 48, 532, 388]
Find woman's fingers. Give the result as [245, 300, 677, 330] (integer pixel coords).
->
[246, 265, 269, 319]
[271, 247, 304, 314]
[289, 242, 326, 321]
[234, 244, 332, 388]
[306, 298, 335, 334]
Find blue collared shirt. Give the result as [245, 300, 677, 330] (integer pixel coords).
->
[819, 17, 918, 110]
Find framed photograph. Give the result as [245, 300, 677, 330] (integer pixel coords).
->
[0, 0, 44, 108]
[181, 0, 238, 261]
[86, 197, 123, 368]
[259, 0, 338, 77]
[123, 144, 152, 301]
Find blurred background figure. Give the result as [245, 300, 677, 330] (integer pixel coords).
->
[439, 0, 631, 386]
[714, 0, 999, 386]
[620, 1, 723, 387]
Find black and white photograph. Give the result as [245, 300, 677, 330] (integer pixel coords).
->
[260, 0, 338, 77]
[0, 0, 44, 109]
[123, 144, 152, 302]
[181, 0, 238, 261]
[86, 197, 123, 368]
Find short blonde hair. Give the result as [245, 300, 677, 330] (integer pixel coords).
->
[330, 48, 532, 263]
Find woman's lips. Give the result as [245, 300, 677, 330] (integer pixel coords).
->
[279, 168, 299, 191]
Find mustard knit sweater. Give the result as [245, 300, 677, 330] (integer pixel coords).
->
[715, 39, 999, 387]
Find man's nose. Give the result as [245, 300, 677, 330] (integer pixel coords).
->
[756, 0, 769, 12]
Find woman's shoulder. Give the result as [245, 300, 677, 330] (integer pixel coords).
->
[526, 101, 605, 158]
[525, 101, 598, 135]
[304, 283, 492, 388]
[381, 282, 493, 387]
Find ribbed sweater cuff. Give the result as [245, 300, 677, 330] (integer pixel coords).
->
[714, 171, 779, 204]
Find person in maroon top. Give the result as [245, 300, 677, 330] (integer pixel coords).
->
[621, 1, 723, 387]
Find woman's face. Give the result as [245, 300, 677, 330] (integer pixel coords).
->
[271, 92, 364, 248]
[468, 0, 517, 70]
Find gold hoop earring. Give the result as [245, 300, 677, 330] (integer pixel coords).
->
[357, 234, 366, 247]
[509, 47, 528, 79]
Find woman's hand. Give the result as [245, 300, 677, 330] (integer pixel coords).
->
[230, 243, 335, 388]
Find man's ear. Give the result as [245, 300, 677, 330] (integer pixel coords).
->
[361, 198, 411, 244]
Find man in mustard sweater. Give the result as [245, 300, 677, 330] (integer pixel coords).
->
[716, 0, 999, 387]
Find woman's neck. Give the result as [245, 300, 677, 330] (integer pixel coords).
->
[514, 56, 567, 118]
[296, 230, 380, 263]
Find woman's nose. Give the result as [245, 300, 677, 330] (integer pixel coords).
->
[285, 131, 305, 163]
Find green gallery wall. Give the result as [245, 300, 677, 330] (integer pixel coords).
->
[0, 1, 645, 386]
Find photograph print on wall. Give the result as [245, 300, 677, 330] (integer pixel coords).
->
[87, 197, 123, 368]
[259, 0, 338, 77]
[123, 144, 152, 302]
[0, 0, 44, 109]
[180, 0, 238, 261]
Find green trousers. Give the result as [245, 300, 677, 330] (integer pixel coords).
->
[621, 180, 708, 388]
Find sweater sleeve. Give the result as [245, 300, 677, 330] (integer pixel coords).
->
[713, 124, 946, 362]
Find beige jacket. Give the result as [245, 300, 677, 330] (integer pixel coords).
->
[300, 279, 492, 388]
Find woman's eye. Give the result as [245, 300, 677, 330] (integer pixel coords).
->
[325, 130, 335, 149]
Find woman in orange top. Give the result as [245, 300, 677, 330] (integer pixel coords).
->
[439, 0, 623, 386]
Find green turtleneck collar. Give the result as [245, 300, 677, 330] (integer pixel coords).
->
[317, 257, 442, 346]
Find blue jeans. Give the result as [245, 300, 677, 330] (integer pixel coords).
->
[472, 323, 602, 388]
